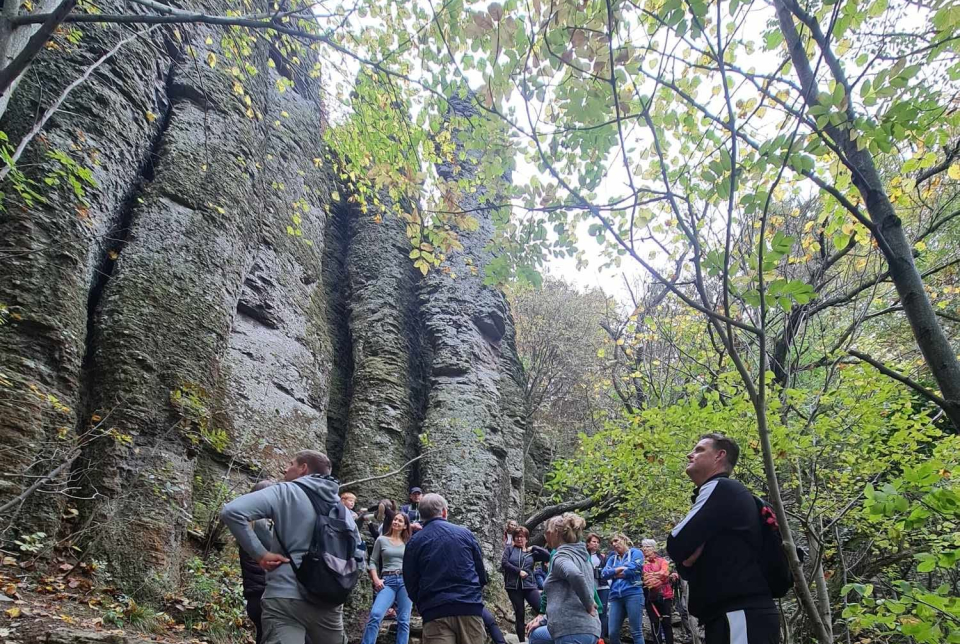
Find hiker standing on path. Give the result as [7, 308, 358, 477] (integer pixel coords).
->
[666, 433, 780, 644]
[402, 493, 488, 644]
[525, 513, 601, 644]
[222, 450, 361, 644]
[601, 535, 645, 644]
[641, 539, 673, 644]
[361, 513, 414, 644]
[501, 525, 551, 641]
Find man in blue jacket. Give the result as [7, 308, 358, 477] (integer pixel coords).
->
[402, 493, 488, 644]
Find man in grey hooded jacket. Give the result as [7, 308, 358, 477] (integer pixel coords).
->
[222, 450, 361, 644]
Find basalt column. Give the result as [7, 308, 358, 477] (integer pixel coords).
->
[337, 198, 423, 504]
[0, 2, 173, 539]
[417, 97, 527, 561]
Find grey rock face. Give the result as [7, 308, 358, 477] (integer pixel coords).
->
[0, 2, 530, 620]
[0, 2, 173, 538]
[338, 199, 424, 504]
[418, 96, 528, 563]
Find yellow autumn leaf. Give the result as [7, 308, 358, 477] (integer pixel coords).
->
[145, 111, 156, 122]
[206, 52, 216, 67]
[949, 164, 960, 180]
[5, 606, 21, 618]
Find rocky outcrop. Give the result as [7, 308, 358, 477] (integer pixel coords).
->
[0, 1, 529, 618]
[418, 97, 526, 559]
[337, 197, 425, 504]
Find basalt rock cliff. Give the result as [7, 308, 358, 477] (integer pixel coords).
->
[0, 0, 528, 616]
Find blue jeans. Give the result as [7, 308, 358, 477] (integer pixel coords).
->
[608, 592, 644, 644]
[530, 625, 553, 644]
[555, 635, 599, 644]
[528, 625, 598, 644]
[361, 574, 412, 644]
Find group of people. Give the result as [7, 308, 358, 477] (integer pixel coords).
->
[221, 432, 784, 644]
[499, 522, 676, 644]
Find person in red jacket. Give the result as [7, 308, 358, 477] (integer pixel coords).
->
[640, 539, 673, 644]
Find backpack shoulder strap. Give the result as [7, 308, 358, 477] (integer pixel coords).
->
[293, 480, 335, 516]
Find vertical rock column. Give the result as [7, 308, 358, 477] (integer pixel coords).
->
[0, 4, 172, 538]
[214, 61, 335, 480]
[79, 17, 272, 595]
[417, 97, 526, 558]
[337, 198, 423, 504]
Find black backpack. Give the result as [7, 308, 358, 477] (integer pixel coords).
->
[753, 496, 794, 599]
[276, 481, 362, 605]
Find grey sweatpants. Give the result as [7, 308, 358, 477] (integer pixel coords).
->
[261, 597, 346, 644]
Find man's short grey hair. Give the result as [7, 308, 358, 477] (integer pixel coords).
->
[419, 493, 448, 520]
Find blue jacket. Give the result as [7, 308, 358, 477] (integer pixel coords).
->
[601, 547, 645, 599]
[402, 517, 488, 623]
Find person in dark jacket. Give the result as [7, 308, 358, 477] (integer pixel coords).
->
[585, 534, 610, 640]
[666, 433, 779, 644]
[501, 526, 551, 641]
[238, 480, 275, 644]
[400, 486, 423, 529]
[402, 493, 488, 644]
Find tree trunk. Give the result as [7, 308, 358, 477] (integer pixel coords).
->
[774, 0, 960, 431]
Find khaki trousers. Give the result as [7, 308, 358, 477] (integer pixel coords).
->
[422, 615, 486, 644]
[261, 597, 346, 644]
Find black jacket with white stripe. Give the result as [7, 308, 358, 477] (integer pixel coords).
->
[666, 473, 775, 622]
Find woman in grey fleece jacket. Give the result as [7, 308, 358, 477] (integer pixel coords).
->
[527, 513, 601, 644]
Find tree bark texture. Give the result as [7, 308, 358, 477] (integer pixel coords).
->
[774, 0, 960, 431]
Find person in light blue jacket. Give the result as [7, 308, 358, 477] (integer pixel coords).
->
[601, 534, 645, 644]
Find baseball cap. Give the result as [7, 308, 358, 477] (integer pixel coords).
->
[410, 486, 423, 494]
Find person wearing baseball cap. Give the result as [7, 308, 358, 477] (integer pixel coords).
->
[402, 486, 423, 529]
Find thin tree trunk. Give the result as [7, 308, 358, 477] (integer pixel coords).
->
[773, 0, 960, 431]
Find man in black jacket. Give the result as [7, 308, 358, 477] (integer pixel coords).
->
[237, 480, 275, 644]
[666, 434, 779, 644]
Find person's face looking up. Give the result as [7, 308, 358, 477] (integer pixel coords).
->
[391, 514, 406, 536]
[612, 537, 628, 555]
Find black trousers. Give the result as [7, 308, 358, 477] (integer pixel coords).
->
[506, 587, 541, 642]
[704, 608, 780, 644]
[482, 607, 507, 644]
[245, 593, 264, 644]
[645, 597, 673, 644]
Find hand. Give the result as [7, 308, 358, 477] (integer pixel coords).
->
[411, 523, 423, 532]
[373, 577, 385, 592]
[615, 566, 626, 578]
[683, 544, 704, 567]
[525, 615, 545, 636]
[520, 571, 528, 578]
[588, 604, 597, 616]
[258, 552, 289, 571]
